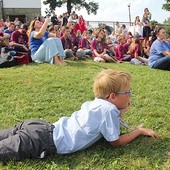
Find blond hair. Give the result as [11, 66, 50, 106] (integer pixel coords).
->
[93, 69, 132, 99]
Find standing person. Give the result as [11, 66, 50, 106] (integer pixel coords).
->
[78, 15, 86, 34]
[134, 16, 143, 37]
[115, 21, 121, 35]
[28, 18, 66, 65]
[120, 24, 128, 36]
[0, 69, 159, 162]
[142, 10, 151, 40]
[51, 11, 59, 26]
[62, 12, 68, 26]
[144, 8, 152, 20]
[148, 27, 170, 70]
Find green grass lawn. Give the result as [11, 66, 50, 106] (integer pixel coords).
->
[0, 60, 169, 170]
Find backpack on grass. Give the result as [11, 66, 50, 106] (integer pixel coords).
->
[0, 54, 18, 68]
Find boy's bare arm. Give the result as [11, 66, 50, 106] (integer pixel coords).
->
[110, 127, 159, 147]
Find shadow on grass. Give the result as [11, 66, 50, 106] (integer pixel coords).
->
[62, 58, 116, 69]
[7, 60, 116, 70]
[6, 136, 167, 169]
[54, 137, 169, 168]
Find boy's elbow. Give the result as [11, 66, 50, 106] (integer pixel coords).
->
[110, 139, 122, 147]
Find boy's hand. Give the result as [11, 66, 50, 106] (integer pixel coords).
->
[138, 127, 159, 139]
[119, 102, 131, 118]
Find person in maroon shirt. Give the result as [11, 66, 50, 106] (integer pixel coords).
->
[66, 22, 79, 56]
[78, 30, 92, 57]
[123, 35, 133, 54]
[10, 24, 29, 52]
[91, 28, 117, 62]
[114, 35, 132, 62]
[129, 38, 148, 65]
[60, 26, 77, 60]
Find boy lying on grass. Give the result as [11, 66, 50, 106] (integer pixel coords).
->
[0, 69, 159, 162]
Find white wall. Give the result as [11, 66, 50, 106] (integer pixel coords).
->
[3, 0, 41, 8]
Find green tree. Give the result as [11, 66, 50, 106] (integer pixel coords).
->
[163, 17, 170, 36]
[43, 0, 99, 15]
[151, 20, 158, 25]
[162, 0, 170, 11]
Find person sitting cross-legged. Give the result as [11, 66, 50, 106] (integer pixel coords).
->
[78, 30, 92, 58]
[115, 35, 131, 62]
[60, 26, 78, 60]
[91, 28, 117, 63]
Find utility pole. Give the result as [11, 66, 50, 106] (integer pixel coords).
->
[128, 3, 131, 26]
[0, 0, 4, 20]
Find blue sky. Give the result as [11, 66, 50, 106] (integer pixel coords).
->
[41, 0, 170, 23]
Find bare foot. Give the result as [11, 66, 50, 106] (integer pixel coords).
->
[59, 57, 67, 65]
[60, 61, 67, 65]
[54, 56, 65, 65]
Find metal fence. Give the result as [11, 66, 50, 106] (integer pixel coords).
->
[87, 20, 169, 28]
[87, 21, 131, 29]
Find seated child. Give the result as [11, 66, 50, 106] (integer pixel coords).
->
[78, 30, 92, 58]
[60, 26, 78, 60]
[91, 29, 117, 62]
[115, 35, 131, 61]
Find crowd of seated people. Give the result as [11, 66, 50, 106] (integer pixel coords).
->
[0, 8, 169, 70]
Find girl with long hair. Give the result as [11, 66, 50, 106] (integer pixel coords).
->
[28, 17, 66, 65]
[91, 28, 117, 62]
[129, 38, 148, 65]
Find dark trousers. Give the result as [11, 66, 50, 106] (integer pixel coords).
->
[152, 56, 170, 71]
[0, 120, 56, 162]
[143, 26, 151, 38]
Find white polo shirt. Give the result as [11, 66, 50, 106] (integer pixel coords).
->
[53, 98, 120, 154]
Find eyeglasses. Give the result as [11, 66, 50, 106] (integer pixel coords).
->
[106, 90, 132, 99]
[115, 90, 132, 95]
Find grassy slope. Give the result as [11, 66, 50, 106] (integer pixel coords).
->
[0, 60, 169, 169]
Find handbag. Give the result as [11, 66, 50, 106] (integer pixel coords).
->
[14, 54, 30, 65]
[0, 53, 18, 68]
